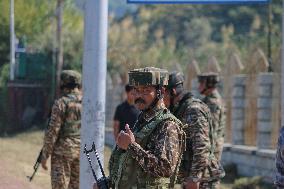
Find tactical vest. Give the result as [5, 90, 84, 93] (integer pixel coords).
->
[172, 93, 214, 151]
[109, 108, 185, 189]
[59, 93, 82, 138]
[172, 93, 224, 182]
[203, 90, 225, 139]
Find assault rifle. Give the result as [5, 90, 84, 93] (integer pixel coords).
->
[84, 142, 109, 189]
[27, 149, 43, 181]
[27, 111, 51, 182]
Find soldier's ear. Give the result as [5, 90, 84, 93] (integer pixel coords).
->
[172, 88, 177, 96]
[161, 87, 166, 94]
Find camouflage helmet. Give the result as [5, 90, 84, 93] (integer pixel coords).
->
[128, 67, 169, 86]
[197, 72, 219, 87]
[167, 71, 185, 89]
[60, 70, 81, 88]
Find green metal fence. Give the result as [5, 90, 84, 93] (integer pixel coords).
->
[15, 52, 53, 81]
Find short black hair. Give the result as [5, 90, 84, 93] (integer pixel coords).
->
[60, 83, 80, 90]
[125, 84, 134, 92]
[174, 83, 184, 95]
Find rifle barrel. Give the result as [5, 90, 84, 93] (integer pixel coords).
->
[92, 142, 106, 178]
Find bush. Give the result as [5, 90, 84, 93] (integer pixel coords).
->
[0, 64, 9, 135]
[232, 176, 262, 189]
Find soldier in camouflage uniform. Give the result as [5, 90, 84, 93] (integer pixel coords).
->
[41, 70, 82, 189]
[197, 72, 225, 162]
[164, 72, 224, 189]
[275, 126, 284, 189]
[94, 67, 185, 189]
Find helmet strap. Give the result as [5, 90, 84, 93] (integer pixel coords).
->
[200, 87, 207, 95]
[156, 85, 164, 100]
[143, 85, 163, 112]
[169, 88, 175, 111]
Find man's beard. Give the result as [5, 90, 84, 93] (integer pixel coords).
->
[135, 97, 149, 111]
[135, 97, 146, 105]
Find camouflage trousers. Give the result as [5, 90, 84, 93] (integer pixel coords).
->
[51, 153, 79, 189]
[214, 138, 224, 162]
[213, 138, 223, 189]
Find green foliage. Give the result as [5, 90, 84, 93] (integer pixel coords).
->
[0, 1, 11, 68]
[0, 64, 10, 87]
[0, 64, 10, 134]
[107, 16, 187, 77]
[62, 1, 83, 70]
[0, 0, 84, 132]
[232, 176, 262, 189]
[0, 0, 281, 79]
[107, 0, 281, 76]
[0, 0, 83, 73]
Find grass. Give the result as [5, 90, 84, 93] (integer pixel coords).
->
[0, 129, 112, 189]
[0, 129, 50, 189]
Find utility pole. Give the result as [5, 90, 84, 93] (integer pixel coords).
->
[80, 0, 109, 189]
[10, 0, 15, 81]
[56, 0, 63, 97]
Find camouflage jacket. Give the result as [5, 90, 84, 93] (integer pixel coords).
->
[202, 90, 226, 143]
[172, 92, 224, 182]
[109, 106, 185, 188]
[42, 91, 82, 161]
[275, 126, 284, 188]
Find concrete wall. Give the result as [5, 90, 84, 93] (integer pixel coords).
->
[222, 143, 276, 182]
[257, 73, 274, 149]
[222, 72, 278, 181]
[231, 75, 246, 145]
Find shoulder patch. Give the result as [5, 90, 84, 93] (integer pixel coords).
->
[185, 108, 199, 125]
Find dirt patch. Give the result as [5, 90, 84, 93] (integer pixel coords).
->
[0, 131, 51, 189]
[0, 159, 45, 189]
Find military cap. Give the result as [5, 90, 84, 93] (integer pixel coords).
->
[167, 71, 185, 89]
[197, 72, 219, 85]
[60, 70, 82, 87]
[128, 67, 169, 86]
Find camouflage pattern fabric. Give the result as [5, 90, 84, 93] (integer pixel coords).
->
[202, 90, 225, 162]
[60, 70, 81, 87]
[275, 126, 284, 188]
[172, 92, 224, 188]
[109, 106, 185, 188]
[51, 153, 79, 189]
[197, 72, 219, 88]
[42, 91, 82, 189]
[128, 67, 169, 86]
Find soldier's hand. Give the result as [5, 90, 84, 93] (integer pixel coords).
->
[183, 180, 199, 189]
[41, 159, 48, 170]
[117, 124, 135, 150]
[125, 124, 135, 142]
